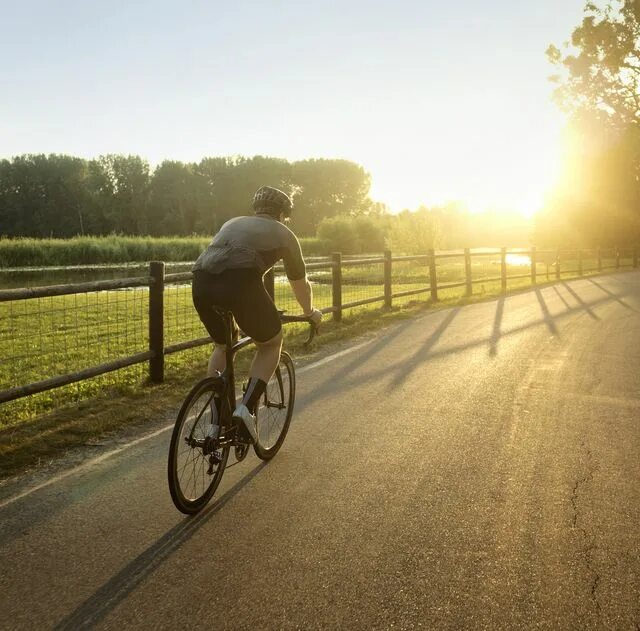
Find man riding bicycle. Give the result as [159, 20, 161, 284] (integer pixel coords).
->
[192, 185, 322, 443]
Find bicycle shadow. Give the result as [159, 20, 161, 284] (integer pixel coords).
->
[53, 461, 267, 631]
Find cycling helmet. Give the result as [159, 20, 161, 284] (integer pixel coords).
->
[252, 185, 293, 218]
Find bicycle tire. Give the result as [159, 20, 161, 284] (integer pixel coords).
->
[253, 351, 296, 460]
[168, 377, 230, 514]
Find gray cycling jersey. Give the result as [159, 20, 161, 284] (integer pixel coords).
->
[193, 215, 306, 280]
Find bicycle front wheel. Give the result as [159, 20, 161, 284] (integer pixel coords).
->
[253, 351, 296, 460]
[168, 378, 230, 514]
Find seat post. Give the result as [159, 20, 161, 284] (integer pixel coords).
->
[223, 312, 236, 411]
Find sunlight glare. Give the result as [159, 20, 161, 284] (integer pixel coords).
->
[366, 101, 563, 219]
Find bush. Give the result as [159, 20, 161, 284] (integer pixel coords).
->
[317, 216, 361, 253]
[388, 209, 438, 254]
[353, 215, 387, 252]
[316, 215, 387, 254]
[0, 235, 211, 267]
[298, 237, 332, 256]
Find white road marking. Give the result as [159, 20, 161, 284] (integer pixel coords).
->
[0, 338, 374, 509]
[297, 339, 373, 374]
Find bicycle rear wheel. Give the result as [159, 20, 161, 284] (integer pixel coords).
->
[168, 378, 230, 514]
[253, 351, 296, 460]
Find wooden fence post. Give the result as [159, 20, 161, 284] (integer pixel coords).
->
[501, 247, 507, 294]
[530, 246, 537, 285]
[555, 248, 561, 280]
[384, 250, 392, 309]
[332, 252, 342, 322]
[149, 261, 165, 383]
[578, 249, 583, 276]
[597, 247, 602, 272]
[264, 268, 275, 300]
[464, 248, 472, 296]
[428, 248, 438, 302]
[616, 248, 620, 269]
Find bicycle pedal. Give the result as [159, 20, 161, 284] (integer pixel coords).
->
[236, 425, 252, 444]
[235, 443, 249, 462]
[207, 451, 222, 475]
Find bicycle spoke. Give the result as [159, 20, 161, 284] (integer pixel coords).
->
[254, 353, 294, 459]
[169, 378, 230, 512]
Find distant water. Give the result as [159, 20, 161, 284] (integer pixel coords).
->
[505, 253, 531, 266]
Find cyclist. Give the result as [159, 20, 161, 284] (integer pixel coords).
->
[192, 185, 322, 442]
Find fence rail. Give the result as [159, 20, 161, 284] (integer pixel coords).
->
[0, 246, 638, 416]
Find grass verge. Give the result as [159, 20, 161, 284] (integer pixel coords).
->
[0, 300, 426, 480]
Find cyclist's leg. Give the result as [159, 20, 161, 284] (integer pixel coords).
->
[207, 345, 226, 377]
[241, 330, 282, 415]
[230, 271, 282, 413]
[249, 330, 283, 382]
[192, 270, 231, 376]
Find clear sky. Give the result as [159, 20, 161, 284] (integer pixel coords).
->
[1, 0, 586, 213]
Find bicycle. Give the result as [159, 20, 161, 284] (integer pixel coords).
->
[168, 311, 318, 514]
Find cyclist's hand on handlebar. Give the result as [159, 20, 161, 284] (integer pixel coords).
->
[305, 308, 323, 328]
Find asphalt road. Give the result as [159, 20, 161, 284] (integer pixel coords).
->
[1, 272, 639, 630]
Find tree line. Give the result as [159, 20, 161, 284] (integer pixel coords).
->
[0, 154, 376, 239]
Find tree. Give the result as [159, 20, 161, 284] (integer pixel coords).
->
[290, 159, 372, 236]
[147, 161, 213, 236]
[544, 1, 640, 246]
[0, 154, 90, 237]
[196, 156, 292, 232]
[86, 155, 150, 234]
[548, 1, 640, 127]
[536, 116, 640, 246]
[389, 207, 440, 254]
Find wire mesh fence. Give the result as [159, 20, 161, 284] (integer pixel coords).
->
[469, 252, 501, 286]
[0, 286, 147, 423]
[163, 277, 211, 377]
[435, 253, 466, 285]
[622, 247, 635, 266]
[389, 257, 430, 307]
[341, 258, 385, 311]
[1, 245, 638, 424]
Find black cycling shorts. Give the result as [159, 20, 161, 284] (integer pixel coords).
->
[192, 268, 281, 344]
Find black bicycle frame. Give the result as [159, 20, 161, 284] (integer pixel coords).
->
[213, 310, 252, 435]
[214, 309, 316, 439]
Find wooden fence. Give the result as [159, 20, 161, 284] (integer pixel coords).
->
[0, 246, 638, 407]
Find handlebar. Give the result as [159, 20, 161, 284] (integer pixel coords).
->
[280, 312, 320, 346]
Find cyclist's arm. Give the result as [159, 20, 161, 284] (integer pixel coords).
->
[289, 276, 313, 315]
[283, 228, 321, 321]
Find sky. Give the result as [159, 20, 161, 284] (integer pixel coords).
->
[1, 0, 587, 214]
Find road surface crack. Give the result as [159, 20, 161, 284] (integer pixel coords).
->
[570, 440, 602, 618]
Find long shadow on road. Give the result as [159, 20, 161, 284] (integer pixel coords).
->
[489, 296, 505, 357]
[301, 285, 634, 399]
[551, 285, 571, 310]
[53, 461, 267, 631]
[560, 282, 600, 320]
[388, 308, 460, 387]
[534, 287, 559, 336]
[587, 277, 637, 311]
